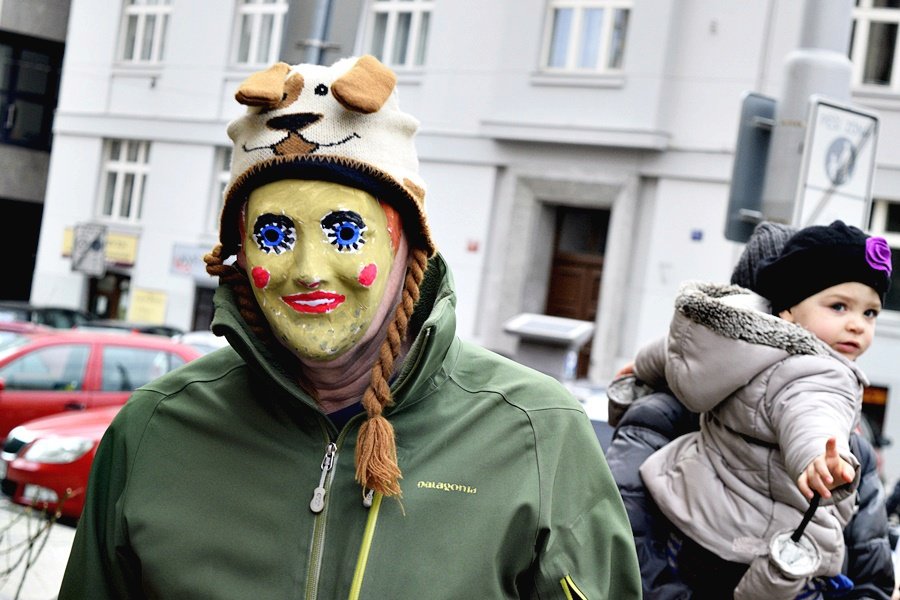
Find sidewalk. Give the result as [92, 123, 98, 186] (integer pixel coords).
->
[0, 499, 75, 600]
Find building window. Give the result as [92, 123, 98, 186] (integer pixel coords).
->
[0, 31, 63, 151]
[233, 0, 288, 66]
[869, 198, 900, 311]
[118, 0, 171, 64]
[366, 0, 433, 68]
[209, 147, 232, 233]
[541, 0, 630, 73]
[99, 140, 151, 223]
[850, 0, 900, 89]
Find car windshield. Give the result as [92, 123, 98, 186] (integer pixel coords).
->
[0, 333, 32, 356]
[0, 308, 30, 323]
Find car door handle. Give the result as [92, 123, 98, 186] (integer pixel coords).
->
[64, 402, 86, 411]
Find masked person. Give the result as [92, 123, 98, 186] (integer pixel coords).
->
[58, 55, 641, 600]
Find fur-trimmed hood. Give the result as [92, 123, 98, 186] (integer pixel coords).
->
[660, 280, 867, 413]
[676, 281, 828, 356]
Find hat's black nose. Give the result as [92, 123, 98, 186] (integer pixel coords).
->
[267, 113, 322, 132]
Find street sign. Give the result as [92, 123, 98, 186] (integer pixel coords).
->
[724, 92, 776, 242]
[793, 96, 878, 229]
[71, 223, 107, 276]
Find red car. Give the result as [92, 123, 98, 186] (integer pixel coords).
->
[0, 328, 202, 440]
[1, 406, 120, 519]
[0, 330, 203, 518]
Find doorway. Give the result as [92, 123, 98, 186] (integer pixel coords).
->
[544, 206, 610, 378]
[88, 273, 131, 320]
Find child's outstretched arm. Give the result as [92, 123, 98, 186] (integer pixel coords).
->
[797, 437, 856, 500]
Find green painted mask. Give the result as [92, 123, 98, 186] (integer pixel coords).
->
[242, 180, 396, 360]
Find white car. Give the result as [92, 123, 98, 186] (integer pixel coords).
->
[172, 330, 230, 355]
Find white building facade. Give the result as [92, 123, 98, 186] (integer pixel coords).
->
[31, 0, 900, 485]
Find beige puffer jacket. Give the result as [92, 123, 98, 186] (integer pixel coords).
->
[636, 281, 866, 580]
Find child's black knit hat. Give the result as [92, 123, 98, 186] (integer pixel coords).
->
[755, 220, 893, 314]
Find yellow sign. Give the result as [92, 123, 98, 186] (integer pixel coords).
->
[127, 288, 168, 324]
[62, 227, 139, 266]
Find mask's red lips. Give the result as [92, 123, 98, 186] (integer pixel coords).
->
[282, 291, 346, 314]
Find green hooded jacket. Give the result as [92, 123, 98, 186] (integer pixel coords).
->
[59, 255, 640, 599]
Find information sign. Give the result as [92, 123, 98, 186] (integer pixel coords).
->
[71, 223, 108, 276]
[794, 96, 878, 228]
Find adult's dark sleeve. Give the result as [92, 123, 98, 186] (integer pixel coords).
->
[885, 478, 900, 517]
[605, 392, 700, 600]
[836, 433, 895, 599]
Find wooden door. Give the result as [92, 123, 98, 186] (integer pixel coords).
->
[544, 207, 609, 378]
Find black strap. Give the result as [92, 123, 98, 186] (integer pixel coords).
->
[792, 492, 821, 542]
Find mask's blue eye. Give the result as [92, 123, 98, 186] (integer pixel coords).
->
[321, 210, 367, 252]
[252, 214, 295, 254]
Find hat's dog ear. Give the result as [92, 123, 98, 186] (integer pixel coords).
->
[235, 62, 294, 107]
[331, 55, 397, 114]
[234, 55, 396, 114]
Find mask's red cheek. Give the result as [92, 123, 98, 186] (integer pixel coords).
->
[251, 266, 270, 289]
[358, 263, 377, 287]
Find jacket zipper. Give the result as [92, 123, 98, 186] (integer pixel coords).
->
[309, 442, 337, 513]
[305, 428, 345, 600]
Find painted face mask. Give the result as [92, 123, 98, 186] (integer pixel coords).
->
[241, 179, 398, 360]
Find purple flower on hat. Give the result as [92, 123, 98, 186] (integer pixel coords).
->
[866, 237, 892, 276]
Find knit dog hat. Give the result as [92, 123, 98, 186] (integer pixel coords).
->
[756, 220, 893, 313]
[731, 221, 797, 292]
[219, 54, 434, 259]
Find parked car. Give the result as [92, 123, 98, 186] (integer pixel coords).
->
[76, 319, 185, 337]
[0, 328, 203, 440]
[171, 330, 230, 355]
[1, 406, 120, 519]
[0, 321, 53, 335]
[0, 300, 96, 329]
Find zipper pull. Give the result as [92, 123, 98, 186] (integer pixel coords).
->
[309, 442, 337, 514]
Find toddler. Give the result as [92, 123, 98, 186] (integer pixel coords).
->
[634, 220, 892, 599]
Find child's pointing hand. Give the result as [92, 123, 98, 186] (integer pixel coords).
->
[797, 437, 855, 500]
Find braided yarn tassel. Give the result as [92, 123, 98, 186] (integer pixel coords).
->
[355, 249, 427, 497]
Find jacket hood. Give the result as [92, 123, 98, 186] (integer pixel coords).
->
[665, 280, 866, 408]
[209, 254, 458, 417]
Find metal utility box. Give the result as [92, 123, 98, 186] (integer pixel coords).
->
[503, 313, 595, 381]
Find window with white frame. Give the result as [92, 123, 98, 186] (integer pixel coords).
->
[99, 140, 150, 223]
[233, 0, 288, 66]
[869, 198, 900, 310]
[541, 0, 630, 73]
[118, 0, 171, 64]
[850, 0, 900, 90]
[209, 146, 232, 233]
[366, 0, 433, 68]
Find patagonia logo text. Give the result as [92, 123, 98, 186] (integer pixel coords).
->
[416, 481, 477, 494]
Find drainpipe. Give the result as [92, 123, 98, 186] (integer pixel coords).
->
[760, 0, 854, 224]
[304, 0, 335, 65]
